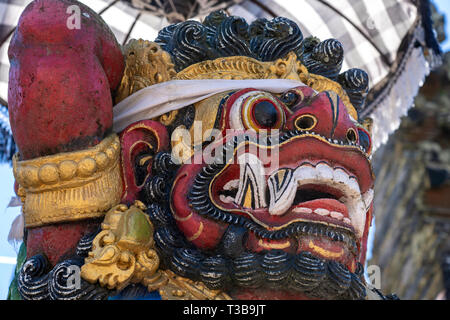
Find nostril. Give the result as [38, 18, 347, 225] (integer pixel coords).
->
[346, 128, 357, 143]
[295, 114, 317, 131]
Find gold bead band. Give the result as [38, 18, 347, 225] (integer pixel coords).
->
[13, 134, 123, 227]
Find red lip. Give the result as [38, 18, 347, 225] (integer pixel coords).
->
[211, 199, 354, 233]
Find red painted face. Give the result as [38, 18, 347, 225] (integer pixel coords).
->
[171, 86, 374, 274]
[116, 86, 375, 299]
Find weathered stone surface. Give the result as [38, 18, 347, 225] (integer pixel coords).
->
[369, 49, 450, 299]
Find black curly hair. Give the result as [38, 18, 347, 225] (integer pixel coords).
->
[155, 10, 370, 113]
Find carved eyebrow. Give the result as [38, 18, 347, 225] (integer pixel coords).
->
[324, 91, 340, 139]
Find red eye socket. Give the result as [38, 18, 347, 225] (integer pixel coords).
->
[241, 94, 285, 131]
[357, 127, 372, 154]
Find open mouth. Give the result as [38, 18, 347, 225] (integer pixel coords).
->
[192, 132, 374, 268]
[216, 161, 373, 235]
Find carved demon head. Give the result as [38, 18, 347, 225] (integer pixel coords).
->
[117, 11, 374, 300]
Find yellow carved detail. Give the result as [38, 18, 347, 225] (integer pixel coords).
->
[158, 270, 232, 300]
[257, 239, 291, 250]
[115, 39, 177, 104]
[158, 110, 180, 126]
[115, 39, 183, 126]
[362, 117, 373, 135]
[81, 201, 161, 291]
[175, 52, 303, 81]
[115, 41, 358, 122]
[13, 134, 123, 227]
[308, 240, 345, 259]
[175, 52, 357, 119]
[81, 202, 231, 299]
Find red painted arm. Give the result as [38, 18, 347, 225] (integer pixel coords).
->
[8, 0, 124, 160]
[8, 0, 124, 265]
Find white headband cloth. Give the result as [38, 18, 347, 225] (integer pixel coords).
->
[112, 79, 307, 132]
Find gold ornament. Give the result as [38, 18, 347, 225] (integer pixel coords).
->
[158, 270, 231, 300]
[13, 134, 123, 227]
[114, 39, 358, 122]
[81, 201, 162, 291]
[176, 52, 357, 120]
[158, 110, 180, 126]
[81, 201, 231, 299]
[115, 39, 177, 104]
[176, 52, 307, 81]
[170, 91, 231, 164]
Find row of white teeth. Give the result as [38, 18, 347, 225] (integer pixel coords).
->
[219, 153, 374, 238]
[292, 207, 351, 224]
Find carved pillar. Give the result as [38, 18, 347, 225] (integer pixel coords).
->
[8, 0, 124, 266]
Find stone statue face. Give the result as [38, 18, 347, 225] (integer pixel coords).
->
[131, 84, 374, 299]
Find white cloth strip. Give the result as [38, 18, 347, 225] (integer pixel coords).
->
[0, 256, 16, 265]
[113, 79, 307, 132]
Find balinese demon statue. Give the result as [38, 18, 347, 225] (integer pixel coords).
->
[7, 0, 396, 300]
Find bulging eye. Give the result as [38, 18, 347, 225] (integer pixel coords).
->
[357, 127, 372, 154]
[241, 94, 285, 131]
[227, 90, 286, 132]
[252, 100, 279, 128]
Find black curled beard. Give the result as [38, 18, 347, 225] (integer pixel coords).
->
[141, 150, 368, 300]
[16, 228, 114, 300]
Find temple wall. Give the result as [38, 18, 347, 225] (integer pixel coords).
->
[369, 51, 450, 299]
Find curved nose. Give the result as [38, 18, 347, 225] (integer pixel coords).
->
[285, 91, 359, 145]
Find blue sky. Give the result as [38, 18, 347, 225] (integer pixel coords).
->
[0, 0, 449, 300]
[0, 164, 21, 299]
[435, 0, 450, 51]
